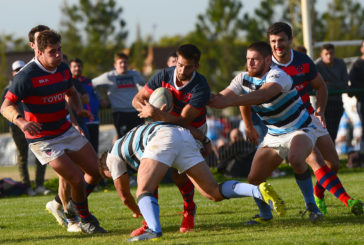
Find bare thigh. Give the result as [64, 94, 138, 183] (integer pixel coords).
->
[136, 159, 169, 197]
[185, 161, 223, 202]
[67, 142, 100, 184]
[248, 147, 282, 185]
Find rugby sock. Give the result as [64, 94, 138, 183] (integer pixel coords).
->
[54, 194, 62, 205]
[138, 193, 162, 235]
[295, 168, 315, 205]
[74, 199, 91, 221]
[254, 197, 273, 219]
[313, 181, 325, 199]
[85, 182, 96, 197]
[178, 179, 196, 211]
[220, 180, 262, 199]
[314, 165, 351, 207]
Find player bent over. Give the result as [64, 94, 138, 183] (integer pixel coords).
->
[98, 121, 286, 242]
[1, 30, 105, 234]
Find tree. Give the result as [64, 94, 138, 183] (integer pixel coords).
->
[60, 0, 128, 77]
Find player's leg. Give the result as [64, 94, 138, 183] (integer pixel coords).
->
[171, 169, 196, 233]
[133, 159, 169, 240]
[247, 147, 283, 223]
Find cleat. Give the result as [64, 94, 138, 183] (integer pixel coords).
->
[46, 200, 67, 227]
[128, 228, 161, 242]
[80, 214, 107, 234]
[130, 220, 148, 237]
[348, 199, 363, 216]
[259, 182, 286, 216]
[244, 215, 272, 226]
[35, 186, 51, 195]
[180, 206, 196, 233]
[67, 220, 82, 232]
[314, 195, 328, 214]
[300, 203, 323, 223]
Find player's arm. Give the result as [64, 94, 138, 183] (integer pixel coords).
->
[132, 86, 151, 111]
[310, 73, 328, 127]
[66, 86, 93, 121]
[209, 83, 282, 108]
[113, 173, 142, 218]
[1, 98, 42, 136]
[240, 105, 260, 145]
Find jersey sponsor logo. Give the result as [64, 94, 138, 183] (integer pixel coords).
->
[31, 71, 69, 88]
[42, 92, 66, 104]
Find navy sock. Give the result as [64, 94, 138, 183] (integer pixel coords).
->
[295, 168, 315, 205]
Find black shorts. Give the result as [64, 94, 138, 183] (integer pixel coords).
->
[112, 111, 144, 138]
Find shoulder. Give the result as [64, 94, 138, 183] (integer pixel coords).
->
[293, 50, 314, 64]
[267, 67, 291, 83]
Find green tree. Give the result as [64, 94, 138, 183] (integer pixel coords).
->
[60, 0, 128, 77]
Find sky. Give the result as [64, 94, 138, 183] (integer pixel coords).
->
[0, 0, 336, 46]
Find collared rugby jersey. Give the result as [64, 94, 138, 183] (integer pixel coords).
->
[228, 66, 311, 135]
[145, 66, 210, 129]
[5, 59, 72, 142]
[272, 49, 318, 114]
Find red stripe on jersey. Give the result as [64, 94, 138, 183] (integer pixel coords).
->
[294, 81, 309, 91]
[117, 84, 136, 88]
[280, 63, 309, 76]
[31, 71, 69, 88]
[24, 121, 71, 139]
[161, 82, 192, 103]
[24, 109, 68, 123]
[5, 91, 19, 103]
[145, 84, 154, 94]
[22, 90, 68, 105]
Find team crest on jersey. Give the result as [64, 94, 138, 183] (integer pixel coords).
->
[295, 65, 303, 73]
[182, 92, 192, 102]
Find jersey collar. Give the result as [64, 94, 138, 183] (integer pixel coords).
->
[272, 49, 294, 67]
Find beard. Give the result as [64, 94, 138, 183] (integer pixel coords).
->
[248, 68, 265, 77]
[177, 72, 192, 81]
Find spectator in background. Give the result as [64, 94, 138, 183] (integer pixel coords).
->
[166, 52, 177, 67]
[315, 43, 349, 141]
[92, 53, 145, 140]
[70, 58, 101, 153]
[1, 60, 50, 196]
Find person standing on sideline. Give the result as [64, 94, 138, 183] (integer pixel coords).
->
[1, 60, 50, 196]
[315, 43, 349, 141]
[92, 53, 145, 140]
[70, 58, 101, 153]
[166, 51, 177, 67]
[1, 30, 106, 234]
[132, 44, 211, 234]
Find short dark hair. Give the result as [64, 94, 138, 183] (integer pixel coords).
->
[176, 44, 201, 64]
[28, 25, 50, 43]
[321, 43, 335, 51]
[267, 22, 293, 40]
[37, 30, 61, 52]
[169, 51, 177, 58]
[114, 53, 128, 62]
[69, 58, 83, 66]
[247, 41, 272, 57]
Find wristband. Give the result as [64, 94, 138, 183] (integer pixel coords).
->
[202, 136, 211, 145]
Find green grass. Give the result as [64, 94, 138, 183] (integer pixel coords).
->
[1, 169, 364, 244]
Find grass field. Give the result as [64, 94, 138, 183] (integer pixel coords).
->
[0, 167, 364, 244]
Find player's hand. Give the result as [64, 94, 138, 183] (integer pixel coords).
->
[133, 212, 142, 218]
[19, 120, 42, 136]
[73, 124, 85, 136]
[245, 126, 260, 145]
[137, 100, 158, 119]
[314, 110, 326, 128]
[76, 109, 94, 122]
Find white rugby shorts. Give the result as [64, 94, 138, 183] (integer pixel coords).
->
[310, 114, 329, 138]
[260, 124, 317, 159]
[142, 126, 205, 173]
[29, 127, 89, 165]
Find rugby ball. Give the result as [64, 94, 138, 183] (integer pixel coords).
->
[149, 87, 173, 112]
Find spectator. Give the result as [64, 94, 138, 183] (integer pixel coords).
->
[92, 53, 145, 140]
[166, 51, 177, 67]
[294, 45, 307, 54]
[1, 60, 50, 196]
[315, 43, 349, 141]
[70, 58, 101, 153]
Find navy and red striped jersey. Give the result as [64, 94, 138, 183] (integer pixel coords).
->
[145, 66, 210, 128]
[5, 59, 73, 142]
[272, 49, 318, 114]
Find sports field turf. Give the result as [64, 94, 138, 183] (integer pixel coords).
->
[0, 167, 363, 244]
